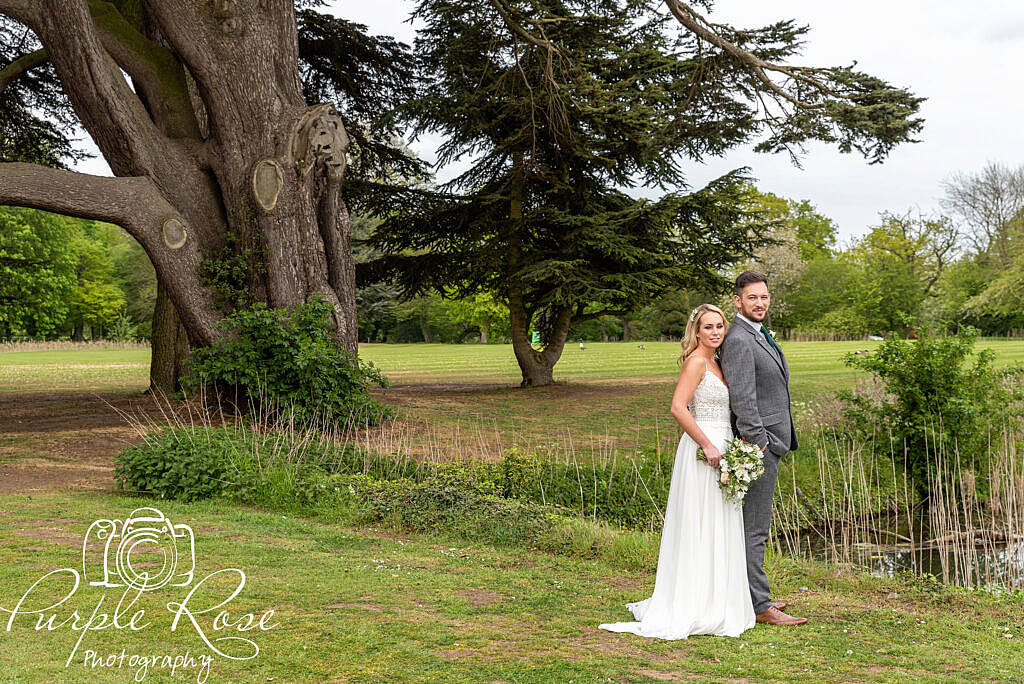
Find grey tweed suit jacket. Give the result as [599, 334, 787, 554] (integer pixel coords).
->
[719, 316, 798, 456]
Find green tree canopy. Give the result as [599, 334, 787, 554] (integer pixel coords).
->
[364, 0, 921, 385]
[0, 207, 77, 337]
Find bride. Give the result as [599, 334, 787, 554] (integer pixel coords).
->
[599, 303, 755, 639]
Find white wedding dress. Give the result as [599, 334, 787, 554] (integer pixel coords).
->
[598, 369, 755, 639]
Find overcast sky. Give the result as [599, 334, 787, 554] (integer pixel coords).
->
[76, 1, 1024, 243]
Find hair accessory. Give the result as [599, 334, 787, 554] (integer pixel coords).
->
[688, 307, 701, 322]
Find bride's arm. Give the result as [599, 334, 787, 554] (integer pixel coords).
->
[670, 356, 722, 467]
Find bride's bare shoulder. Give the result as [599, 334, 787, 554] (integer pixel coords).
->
[680, 354, 707, 378]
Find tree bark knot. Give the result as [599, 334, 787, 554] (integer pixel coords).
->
[291, 103, 349, 180]
[213, 0, 240, 35]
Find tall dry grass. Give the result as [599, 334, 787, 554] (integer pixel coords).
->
[0, 339, 151, 353]
[773, 423, 1024, 589]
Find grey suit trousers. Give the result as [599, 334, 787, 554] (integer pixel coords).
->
[743, 450, 780, 614]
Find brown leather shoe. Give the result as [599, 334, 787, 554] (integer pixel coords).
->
[772, 601, 788, 611]
[756, 606, 807, 626]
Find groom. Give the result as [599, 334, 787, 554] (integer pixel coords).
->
[719, 271, 808, 627]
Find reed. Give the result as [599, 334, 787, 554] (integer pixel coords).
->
[773, 422, 1024, 589]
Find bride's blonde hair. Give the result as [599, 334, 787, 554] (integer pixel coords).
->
[677, 303, 729, 367]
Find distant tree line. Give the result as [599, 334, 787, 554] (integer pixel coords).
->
[6, 162, 1021, 346]
[0, 207, 153, 342]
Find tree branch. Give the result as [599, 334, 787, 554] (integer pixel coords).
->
[0, 161, 221, 345]
[0, 162, 172, 227]
[87, 0, 201, 139]
[490, 0, 560, 54]
[0, 0, 38, 26]
[31, 0, 169, 177]
[662, 0, 831, 110]
[0, 48, 48, 95]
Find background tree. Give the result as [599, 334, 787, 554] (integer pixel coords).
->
[0, 1, 422, 392]
[367, 0, 921, 386]
[0, 207, 77, 339]
[941, 162, 1024, 267]
[445, 293, 510, 344]
[938, 162, 1024, 333]
[861, 212, 960, 297]
[110, 231, 157, 339]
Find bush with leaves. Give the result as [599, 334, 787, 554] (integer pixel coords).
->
[840, 325, 1023, 497]
[114, 426, 240, 502]
[114, 423, 419, 503]
[184, 295, 392, 425]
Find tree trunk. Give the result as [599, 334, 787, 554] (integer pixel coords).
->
[149, 278, 190, 395]
[508, 294, 572, 387]
[0, 2, 360, 362]
[479, 321, 489, 344]
[420, 314, 433, 343]
[599, 324, 608, 343]
[621, 316, 631, 342]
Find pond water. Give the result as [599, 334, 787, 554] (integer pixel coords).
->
[779, 514, 1024, 589]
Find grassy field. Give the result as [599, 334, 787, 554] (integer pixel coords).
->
[1, 491, 1023, 683]
[4, 339, 1024, 395]
[5, 340, 1021, 461]
[3, 341, 1024, 681]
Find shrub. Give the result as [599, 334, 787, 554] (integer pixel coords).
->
[114, 423, 422, 503]
[839, 325, 1023, 496]
[183, 295, 392, 425]
[114, 426, 240, 501]
[115, 421, 673, 530]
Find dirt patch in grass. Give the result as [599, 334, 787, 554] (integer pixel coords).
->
[0, 390, 189, 495]
[13, 526, 82, 546]
[605, 575, 644, 591]
[325, 601, 384, 612]
[458, 589, 504, 606]
[566, 628, 678, 663]
[634, 669, 722, 682]
[382, 383, 516, 394]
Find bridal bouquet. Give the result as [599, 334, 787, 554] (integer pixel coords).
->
[697, 438, 765, 504]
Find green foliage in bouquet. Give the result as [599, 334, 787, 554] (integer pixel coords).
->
[697, 438, 766, 504]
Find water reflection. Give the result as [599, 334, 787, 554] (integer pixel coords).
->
[782, 526, 1024, 589]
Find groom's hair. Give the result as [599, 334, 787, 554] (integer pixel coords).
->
[735, 270, 768, 295]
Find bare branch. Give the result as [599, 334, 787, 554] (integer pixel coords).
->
[0, 48, 48, 95]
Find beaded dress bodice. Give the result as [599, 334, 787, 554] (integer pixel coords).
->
[687, 371, 732, 428]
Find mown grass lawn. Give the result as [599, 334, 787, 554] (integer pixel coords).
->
[4, 342, 1024, 681]
[3, 339, 1024, 396]
[1, 491, 1022, 683]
